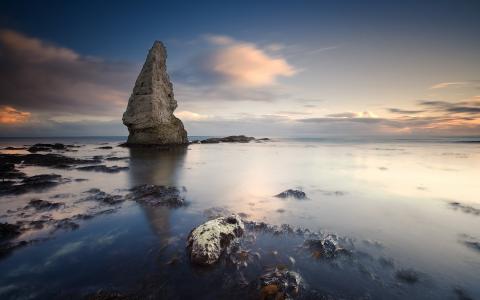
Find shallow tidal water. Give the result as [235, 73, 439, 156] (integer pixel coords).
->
[0, 137, 479, 299]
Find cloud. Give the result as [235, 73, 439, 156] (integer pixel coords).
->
[291, 100, 480, 136]
[0, 29, 135, 119]
[175, 110, 209, 121]
[276, 111, 312, 115]
[446, 106, 480, 113]
[175, 82, 291, 102]
[204, 34, 235, 46]
[175, 35, 296, 88]
[300, 117, 383, 124]
[388, 108, 425, 114]
[430, 82, 469, 89]
[306, 46, 339, 55]
[418, 99, 480, 115]
[0, 118, 127, 137]
[0, 106, 31, 124]
[325, 111, 378, 118]
[429, 81, 480, 90]
[0, 29, 79, 63]
[208, 43, 296, 87]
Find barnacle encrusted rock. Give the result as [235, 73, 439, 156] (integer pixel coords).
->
[122, 41, 188, 145]
[187, 214, 244, 265]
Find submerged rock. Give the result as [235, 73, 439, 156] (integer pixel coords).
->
[463, 240, 480, 253]
[27, 146, 52, 153]
[395, 269, 420, 284]
[127, 184, 186, 207]
[0, 161, 26, 180]
[85, 291, 128, 300]
[449, 202, 480, 216]
[275, 189, 307, 200]
[453, 287, 474, 300]
[0, 174, 66, 195]
[84, 189, 124, 205]
[0, 153, 99, 169]
[105, 156, 129, 161]
[2, 146, 27, 150]
[122, 41, 188, 145]
[25, 199, 64, 210]
[258, 267, 304, 300]
[27, 143, 70, 153]
[187, 214, 244, 265]
[76, 165, 129, 173]
[0, 223, 21, 240]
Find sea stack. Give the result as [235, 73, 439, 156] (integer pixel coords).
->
[122, 41, 188, 145]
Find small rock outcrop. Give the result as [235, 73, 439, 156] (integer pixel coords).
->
[303, 235, 349, 259]
[275, 189, 307, 200]
[187, 214, 244, 265]
[259, 267, 304, 300]
[123, 41, 188, 145]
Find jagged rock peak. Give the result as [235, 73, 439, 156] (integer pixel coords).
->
[122, 41, 188, 145]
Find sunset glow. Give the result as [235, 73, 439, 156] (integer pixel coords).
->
[0, 105, 31, 124]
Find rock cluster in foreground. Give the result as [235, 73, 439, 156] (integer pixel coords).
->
[122, 41, 188, 145]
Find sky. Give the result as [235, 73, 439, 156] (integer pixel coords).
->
[0, 0, 479, 137]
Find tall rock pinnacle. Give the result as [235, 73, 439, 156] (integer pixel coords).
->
[122, 41, 188, 145]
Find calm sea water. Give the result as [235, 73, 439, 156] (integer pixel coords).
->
[0, 137, 479, 299]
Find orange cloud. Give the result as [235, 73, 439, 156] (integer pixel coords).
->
[206, 35, 296, 87]
[175, 110, 209, 121]
[0, 106, 31, 124]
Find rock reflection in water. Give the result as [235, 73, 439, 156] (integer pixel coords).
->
[128, 147, 186, 186]
[128, 147, 187, 243]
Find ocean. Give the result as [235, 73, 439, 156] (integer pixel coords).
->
[0, 136, 479, 299]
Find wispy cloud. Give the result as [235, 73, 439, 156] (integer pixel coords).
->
[430, 82, 469, 89]
[325, 111, 378, 118]
[175, 82, 291, 103]
[306, 46, 339, 55]
[418, 99, 480, 115]
[175, 110, 210, 121]
[388, 108, 425, 114]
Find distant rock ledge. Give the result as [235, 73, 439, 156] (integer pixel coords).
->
[118, 136, 270, 148]
[194, 135, 270, 144]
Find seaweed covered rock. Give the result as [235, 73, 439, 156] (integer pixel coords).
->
[127, 184, 186, 207]
[0, 153, 99, 169]
[187, 214, 244, 265]
[303, 235, 349, 259]
[258, 267, 304, 300]
[76, 165, 129, 173]
[25, 199, 64, 210]
[0, 174, 66, 195]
